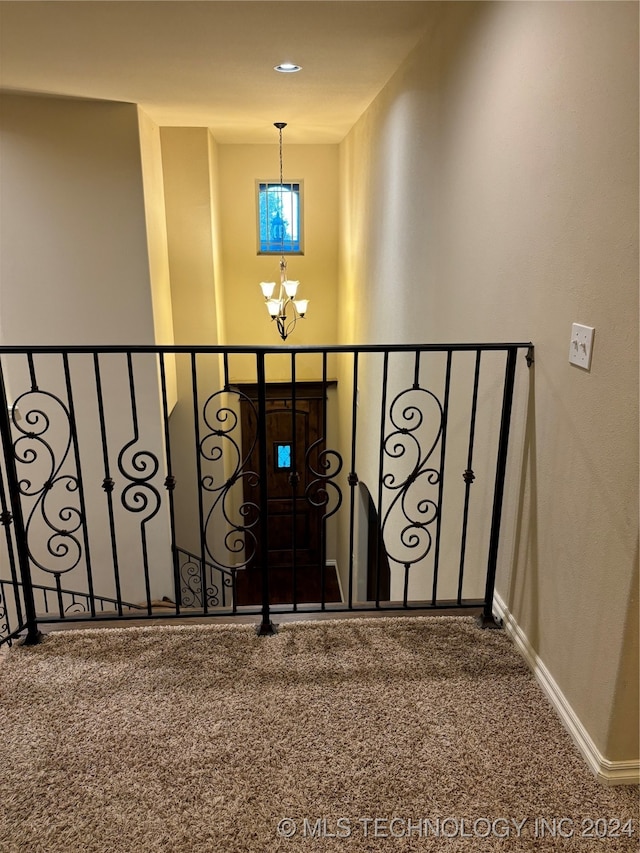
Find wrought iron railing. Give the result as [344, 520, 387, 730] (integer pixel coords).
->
[0, 578, 144, 619]
[0, 343, 532, 643]
[176, 547, 235, 610]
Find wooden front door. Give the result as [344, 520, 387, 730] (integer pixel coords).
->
[235, 383, 340, 605]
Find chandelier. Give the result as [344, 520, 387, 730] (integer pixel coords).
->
[259, 122, 308, 341]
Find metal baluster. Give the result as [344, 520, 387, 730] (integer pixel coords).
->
[0, 358, 41, 644]
[290, 353, 299, 610]
[0, 459, 23, 626]
[376, 351, 389, 608]
[256, 352, 275, 635]
[191, 353, 208, 615]
[62, 353, 95, 617]
[457, 350, 482, 605]
[347, 352, 359, 609]
[54, 572, 64, 618]
[94, 354, 123, 616]
[431, 351, 452, 606]
[159, 352, 180, 615]
[479, 347, 518, 628]
[320, 351, 328, 610]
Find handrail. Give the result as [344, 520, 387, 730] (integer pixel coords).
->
[1, 579, 142, 613]
[0, 342, 533, 355]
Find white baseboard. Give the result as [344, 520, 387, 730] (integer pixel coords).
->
[493, 592, 639, 787]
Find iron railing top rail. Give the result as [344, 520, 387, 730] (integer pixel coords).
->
[0, 342, 533, 356]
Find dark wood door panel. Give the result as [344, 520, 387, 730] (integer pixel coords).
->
[236, 382, 331, 606]
[264, 499, 315, 565]
[234, 562, 341, 606]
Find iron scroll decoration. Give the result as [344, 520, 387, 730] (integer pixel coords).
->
[11, 389, 84, 578]
[0, 587, 8, 642]
[380, 385, 444, 571]
[304, 440, 344, 520]
[198, 388, 261, 572]
[117, 440, 161, 525]
[180, 553, 211, 608]
[178, 551, 233, 609]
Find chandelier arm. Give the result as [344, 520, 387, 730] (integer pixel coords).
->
[285, 316, 298, 338]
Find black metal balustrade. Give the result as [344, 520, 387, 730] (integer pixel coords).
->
[0, 343, 532, 645]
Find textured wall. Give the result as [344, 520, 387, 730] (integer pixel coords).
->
[339, 1, 638, 765]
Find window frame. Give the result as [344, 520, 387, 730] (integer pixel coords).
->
[256, 179, 304, 255]
[273, 441, 294, 471]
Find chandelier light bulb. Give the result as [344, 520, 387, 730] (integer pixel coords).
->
[283, 280, 299, 298]
[259, 281, 276, 299]
[266, 299, 282, 318]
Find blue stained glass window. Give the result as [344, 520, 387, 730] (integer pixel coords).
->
[275, 442, 293, 470]
[258, 182, 302, 253]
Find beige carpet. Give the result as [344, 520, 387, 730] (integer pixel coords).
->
[0, 617, 637, 852]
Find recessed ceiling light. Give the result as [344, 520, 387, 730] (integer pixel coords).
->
[274, 62, 302, 73]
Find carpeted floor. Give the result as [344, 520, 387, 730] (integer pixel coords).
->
[0, 617, 637, 852]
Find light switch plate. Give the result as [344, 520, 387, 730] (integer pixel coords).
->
[569, 323, 595, 370]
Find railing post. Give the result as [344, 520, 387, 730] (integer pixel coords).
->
[256, 352, 276, 636]
[479, 346, 518, 628]
[0, 361, 42, 644]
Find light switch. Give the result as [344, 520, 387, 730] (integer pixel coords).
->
[569, 323, 595, 370]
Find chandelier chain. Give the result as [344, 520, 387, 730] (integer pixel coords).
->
[279, 126, 284, 255]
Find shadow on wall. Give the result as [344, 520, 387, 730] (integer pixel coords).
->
[606, 546, 639, 762]
[507, 363, 539, 649]
[359, 481, 391, 603]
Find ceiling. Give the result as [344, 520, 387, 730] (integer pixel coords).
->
[0, 1, 436, 143]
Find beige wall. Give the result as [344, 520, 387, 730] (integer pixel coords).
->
[208, 132, 227, 348]
[138, 107, 177, 410]
[339, 0, 638, 768]
[138, 108, 174, 348]
[161, 127, 223, 347]
[160, 127, 224, 556]
[0, 93, 174, 605]
[0, 94, 156, 346]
